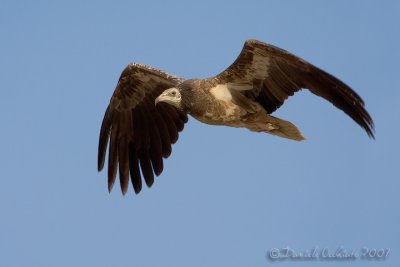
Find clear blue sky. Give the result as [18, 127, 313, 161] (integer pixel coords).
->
[1, 1, 399, 266]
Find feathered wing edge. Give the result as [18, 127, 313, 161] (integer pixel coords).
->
[301, 63, 375, 138]
[215, 39, 375, 138]
[98, 63, 188, 194]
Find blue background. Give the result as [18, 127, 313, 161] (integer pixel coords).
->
[1, 1, 399, 266]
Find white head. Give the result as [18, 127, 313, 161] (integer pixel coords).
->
[155, 88, 182, 109]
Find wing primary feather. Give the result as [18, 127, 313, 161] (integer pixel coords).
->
[139, 150, 154, 188]
[304, 66, 375, 138]
[107, 123, 119, 192]
[128, 142, 142, 194]
[118, 136, 130, 195]
[98, 106, 113, 171]
[141, 100, 164, 176]
[134, 106, 154, 187]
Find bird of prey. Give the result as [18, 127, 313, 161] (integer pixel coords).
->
[98, 39, 374, 194]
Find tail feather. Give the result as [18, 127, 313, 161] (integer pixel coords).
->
[245, 114, 306, 141]
[264, 115, 306, 141]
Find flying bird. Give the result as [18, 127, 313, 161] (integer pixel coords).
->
[98, 39, 374, 194]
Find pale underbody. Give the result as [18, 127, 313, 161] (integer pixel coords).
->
[191, 84, 305, 141]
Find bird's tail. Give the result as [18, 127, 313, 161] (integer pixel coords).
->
[263, 115, 306, 141]
[244, 113, 306, 141]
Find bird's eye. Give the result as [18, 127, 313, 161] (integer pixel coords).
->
[171, 91, 176, 96]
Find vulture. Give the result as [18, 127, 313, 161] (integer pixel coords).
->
[98, 39, 374, 194]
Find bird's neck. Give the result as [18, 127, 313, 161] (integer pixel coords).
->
[179, 79, 205, 115]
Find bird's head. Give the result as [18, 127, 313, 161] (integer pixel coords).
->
[155, 88, 182, 109]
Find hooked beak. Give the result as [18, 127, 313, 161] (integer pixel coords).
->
[154, 90, 181, 109]
[155, 94, 166, 105]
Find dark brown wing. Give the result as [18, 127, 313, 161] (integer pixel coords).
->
[98, 63, 188, 194]
[214, 39, 374, 138]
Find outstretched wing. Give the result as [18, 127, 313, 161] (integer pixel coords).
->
[98, 63, 188, 194]
[214, 39, 374, 138]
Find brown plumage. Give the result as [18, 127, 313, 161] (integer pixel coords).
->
[98, 64, 188, 194]
[98, 39, 374, 194]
